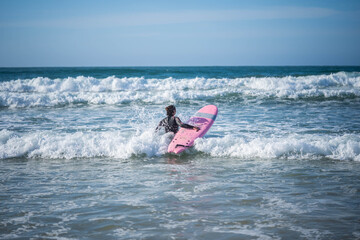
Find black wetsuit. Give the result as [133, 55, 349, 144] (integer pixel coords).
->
[156, 116, 194, 134]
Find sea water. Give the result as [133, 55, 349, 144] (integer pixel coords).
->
[0, 66, 359, 239]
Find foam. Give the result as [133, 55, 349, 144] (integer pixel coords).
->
[1, 129, 359, 161]
[194, 134, 360, 161]
[1, 72, 359, 107]
[0, 129, 172, 159]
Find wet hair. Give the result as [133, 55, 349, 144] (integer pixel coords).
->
[165, 105, 176, 116]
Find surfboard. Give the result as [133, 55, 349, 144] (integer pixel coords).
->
[167, 105, 218, 154]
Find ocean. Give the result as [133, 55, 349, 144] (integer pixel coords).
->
[1, 66, 359, 239]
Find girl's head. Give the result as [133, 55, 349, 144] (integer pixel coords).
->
[165, 105, 176, 116]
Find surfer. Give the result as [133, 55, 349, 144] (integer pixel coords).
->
[156, 105, 200, 134]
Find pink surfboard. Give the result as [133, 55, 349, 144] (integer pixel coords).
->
[168, 105, 218, 154]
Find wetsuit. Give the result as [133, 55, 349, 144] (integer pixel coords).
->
[156, 116, 194, 134]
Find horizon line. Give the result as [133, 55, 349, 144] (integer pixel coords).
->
[1, 64, 360, 68]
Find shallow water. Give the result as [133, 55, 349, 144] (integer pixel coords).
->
[1, 66, 360, 239]
[1, 157, 359, 239]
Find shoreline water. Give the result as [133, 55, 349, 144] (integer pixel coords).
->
[1, 156, 359, 239]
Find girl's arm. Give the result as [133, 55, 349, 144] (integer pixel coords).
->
[175, 117, 200, 131]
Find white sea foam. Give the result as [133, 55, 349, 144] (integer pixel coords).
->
[0, 72, 359, 107]
[1, 129, 359, 161]
[194, 134, 360, 161]
[0, 129, 173, 159]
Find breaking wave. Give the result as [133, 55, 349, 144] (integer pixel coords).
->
[1, 129, 359, 161]
[1, 71, 359, 108]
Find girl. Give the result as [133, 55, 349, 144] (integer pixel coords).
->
[156, 105, 199, 134]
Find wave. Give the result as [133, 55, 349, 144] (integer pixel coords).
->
[1, 129, 359, 161]
[0, 72, 360, 108]
[194, 134, 360, 161]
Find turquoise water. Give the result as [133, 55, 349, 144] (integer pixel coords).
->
[1, 66, 360, 239]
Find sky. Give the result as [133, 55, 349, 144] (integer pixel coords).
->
[0, 0, 359, 67]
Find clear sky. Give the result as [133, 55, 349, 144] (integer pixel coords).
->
[0, 0, 359, 67]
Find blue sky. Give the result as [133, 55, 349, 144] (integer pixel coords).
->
[0, 0, 359, 66]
